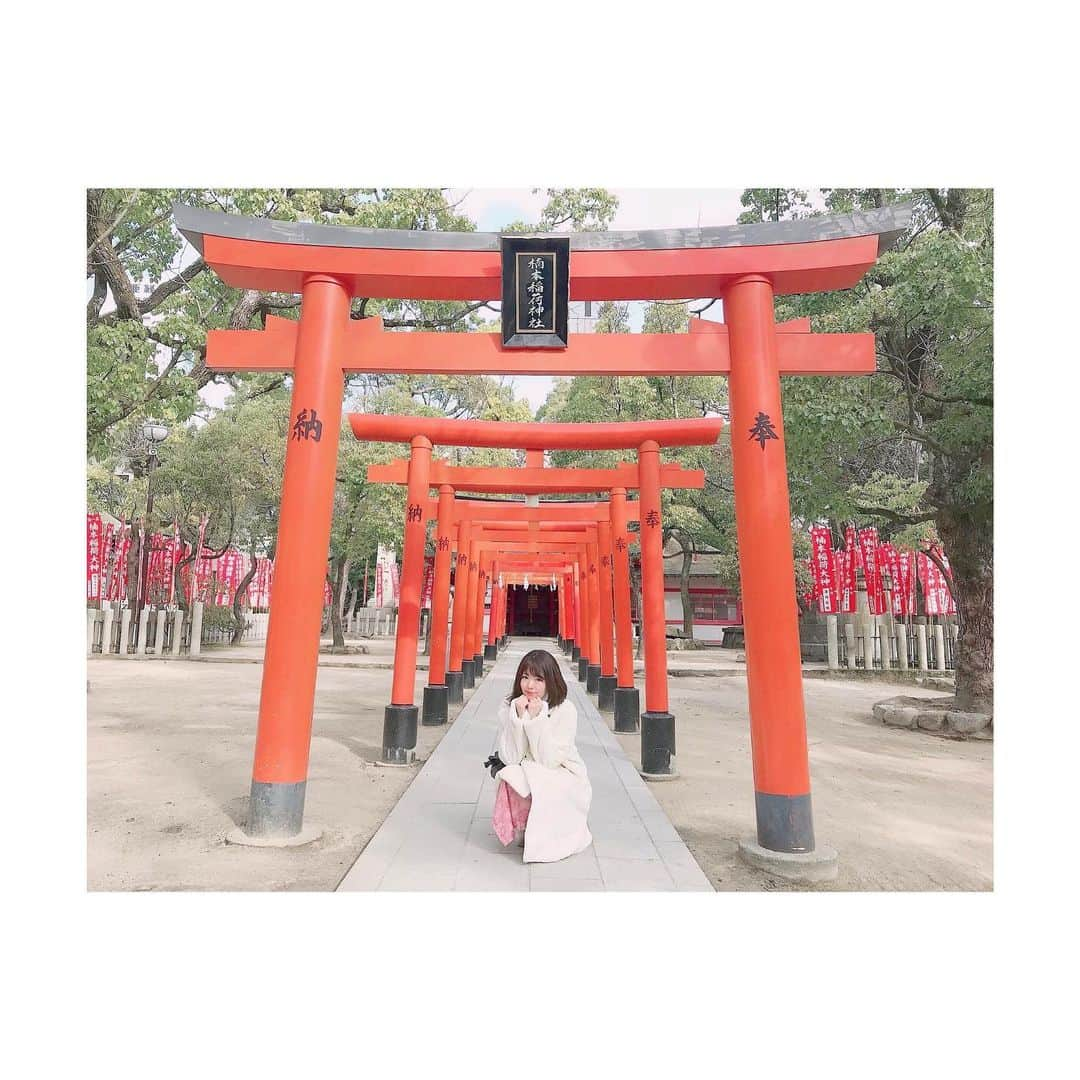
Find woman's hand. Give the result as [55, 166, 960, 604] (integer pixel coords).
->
[513, 696, 528, 720]
[524, 696, 544, 720]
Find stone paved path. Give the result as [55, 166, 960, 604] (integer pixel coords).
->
[337, 639, 713, 892]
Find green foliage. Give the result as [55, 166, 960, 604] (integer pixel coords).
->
[774, 188, 993, 547]
[199, 603, 250, 636]
[736, 188, 813, 224]
[501, 188, 618, 233]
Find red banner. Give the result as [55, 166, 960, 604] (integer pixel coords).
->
[917, 552, 940, 615]
[86, 514, 102, 602]
[841, 527, 858, 613]
[857, 527, 883, 614]
[809, 525, 839, 614]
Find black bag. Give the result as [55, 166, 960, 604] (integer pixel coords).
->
[483, 753, 504, 780]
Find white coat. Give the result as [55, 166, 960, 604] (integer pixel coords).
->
[493, 696, 593, 864]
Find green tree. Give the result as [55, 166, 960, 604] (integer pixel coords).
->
[765, 187, 993, 710]
[501, 188, 618, 233]
[736, 188, 813, 224]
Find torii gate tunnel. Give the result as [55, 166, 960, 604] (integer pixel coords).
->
[176, 200, 911, 860]
[352, 415, 721, 774]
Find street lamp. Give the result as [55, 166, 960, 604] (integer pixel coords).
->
[137, 418, 170, 610]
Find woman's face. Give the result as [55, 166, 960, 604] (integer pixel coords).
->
[520, 670, 546, 700]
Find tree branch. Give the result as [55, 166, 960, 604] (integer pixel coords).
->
[851, 503, 937, 525]
[139, 258, 207, 314]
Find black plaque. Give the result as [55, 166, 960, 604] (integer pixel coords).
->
[500, 235, 570, 348]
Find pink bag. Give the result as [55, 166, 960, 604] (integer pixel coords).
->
[492, 779, 532, 846]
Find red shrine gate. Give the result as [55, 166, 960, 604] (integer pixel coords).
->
[175, 200, 910, 873]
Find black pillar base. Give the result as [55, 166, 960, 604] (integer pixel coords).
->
[571, 645, 581, 662]
[597, 675, 617, 711]
[247, 779, 307, 837]
[422, 684, 449, 726]
[641, 711, 676, 775]
[474, 653, 484, 676]
[755, 792, 815, 853]
[484, 643, 497, 661]
[613, 686, 640, 732]
[461, 659, 476, 688]
[577, 657, 589, 682]
[446, 669, 464, 704]
[586, 664, 601, 693]
[382, 704, 418, 764]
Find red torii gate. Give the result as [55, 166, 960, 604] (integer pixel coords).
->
[353, 414, 721, 767]
[176, 201, 909, 873]
[413, 485, 649, 721]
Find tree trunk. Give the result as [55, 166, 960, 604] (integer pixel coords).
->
[230, 546, 258, 645]
[173, 541, 199, 614]
[329, 555, 348, 649]
[937, 508, 993, 712]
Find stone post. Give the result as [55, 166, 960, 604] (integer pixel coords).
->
[916, 618, 929, 671]
[933, 620, 948, 672]
[896, 621, 909, 671]
[87, 609, 97, 656]
[190, 600, 204, 656]
[826, 614, 839, 670]
[102, 605, 116, 655]
[119, 608, 133, 657]
[844, 620, 857, 670]
[171, 609, 184, 655]
[137, 606, 150, 654]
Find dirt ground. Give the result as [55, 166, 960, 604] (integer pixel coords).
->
[87, 647, 991, 892]
[614, 676, 993, 891]
[87, 656, 447, 891]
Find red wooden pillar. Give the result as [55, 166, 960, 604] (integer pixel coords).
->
[575, 552, 591, 682]
[608, 488, 640, 731]
[637, 439, 674, 776]
[557, 571, 566, 646]
[461, 539, 481, 685]
[484, 558, 500, 659]
[243, 274, 348, 842]
[572, 562, 584, 664]
[563, 570, 575, 656]
[584, 538, 602, 692]
[422, 484, 456, 726]
[472, 553, 490, 674]
[497, 578, 508, 643]
[383, 435, 433, 762]
[446, 520, 470, 701]
[726, 274, 816, 853]
[596, 520, 618, 710]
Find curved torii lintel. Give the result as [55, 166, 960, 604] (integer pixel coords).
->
[173, 202, 911, 300]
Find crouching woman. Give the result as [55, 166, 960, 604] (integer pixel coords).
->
[488, 649, 592, 864]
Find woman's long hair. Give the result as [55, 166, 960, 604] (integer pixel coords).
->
[506, 649, 567, 709]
